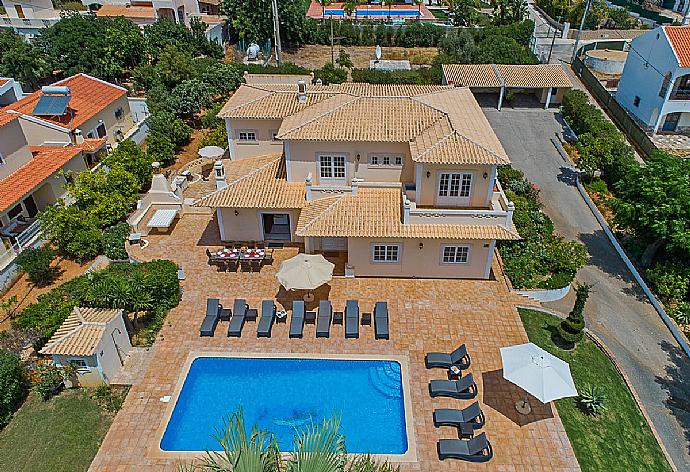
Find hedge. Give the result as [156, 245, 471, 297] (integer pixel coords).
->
[304, 20, 447, 48]
[102, 223, 130, 261]
[350, 67, 440, 84]
[0, 349, 25, 427]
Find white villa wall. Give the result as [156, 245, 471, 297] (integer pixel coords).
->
[226, 118, 283, 160]
[96, 313, 131, 383]
[0, 119, 32, 180]
[218, 207, 302, 243]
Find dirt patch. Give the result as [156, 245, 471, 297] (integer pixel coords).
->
[281, 44, 438, 70]
[165, 128, 208, 172]
[0, 257, 96, 330]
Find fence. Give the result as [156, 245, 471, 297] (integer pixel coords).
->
[571, 53, 658, 159]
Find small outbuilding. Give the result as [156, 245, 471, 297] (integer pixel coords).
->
[442, 63, 573, 110]
[39, 307, 132, 387]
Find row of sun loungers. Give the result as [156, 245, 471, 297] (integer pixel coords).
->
[200, 298, 389, 340]
[426, 344, 493, 463]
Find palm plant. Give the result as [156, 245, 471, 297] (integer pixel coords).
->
[286, 416, 347, 471]
[383, 0, 394, 20]
[127, 282, 153, 329]
[343, 0, 357, 18]
[318, 0, 333, 17]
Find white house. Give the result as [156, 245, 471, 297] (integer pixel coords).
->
[39, 307, 132, 387]
[616, 25, 690, 134]
[0, 0, 62, 40]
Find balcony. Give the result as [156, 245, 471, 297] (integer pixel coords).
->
[0, 16, 59, 29]
[669, 89, 690, 101]
[0, 219, 42, 271]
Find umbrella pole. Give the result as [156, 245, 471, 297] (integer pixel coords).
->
[303, 291, 315, 302]
[515, 395, 532, 415]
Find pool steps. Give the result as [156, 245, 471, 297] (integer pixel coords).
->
[368, 363, 403, 399]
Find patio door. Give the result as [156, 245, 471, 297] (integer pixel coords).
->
[436, 171, 473, 206]
[662, 113, 681, 132]
[262, 213, 291, 241]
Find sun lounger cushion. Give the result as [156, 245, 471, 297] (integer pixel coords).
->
[429, 374, 477, 399]
[437, 433, 493, 462]
[374, 301, 389, 340]
[316, 300, 332, 338]
[228, 299, 248, 337]
[290, 300, 305, 338]
[200, 314, 218, 337]
[433, 402, 484, 429]
[257, 300, 276, 338]
[425, 344, 470, 369]
[345, 300, 359, 339]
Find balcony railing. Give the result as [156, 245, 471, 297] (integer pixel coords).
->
[669, 89, 690, 101]
[0, 16, 59, 28]
[0, 219, 43, 271]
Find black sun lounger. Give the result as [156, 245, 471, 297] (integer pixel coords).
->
[433, 402, 485, 429]
[437, 433, 493, 462]
[257, 300, 276, 338]
[374, 301, 389, 340]
[316, 300, 332, 338]
[289, 300, 305, 338]
[227, 298, 248, 337]
[200, 298, 221, 337]
[429, 374, 478, 399]
[345, 300, 359, 339]
[425, 344, 471, 370]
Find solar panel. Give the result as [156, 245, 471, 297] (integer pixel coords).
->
[32, 95, 70, 116]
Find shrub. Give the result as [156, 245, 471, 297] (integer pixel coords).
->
[102, 223, 130, 261]
[31, 364, 64, 401]
[313, 62, 347, 85]
[145, 132, 176, 166]
[199, 124, 228, 149]
[646, 262, 690, 304]
[558, 284, 590, 347]
[91, 385, 129, 413]
[0, 349, 25, 427]
[539, 271, 577, 290]
[669, 302, 690, 327]
[578, 384, 607, 416]
[586, 177, 609, 195]
[146, 111, 192, 146]
[15, 247, 56, 286]
[350, 68, 438, 85]
[238, 62, 311, 76]
[545, 237, 589, 276]
[39, 204, 104, 263]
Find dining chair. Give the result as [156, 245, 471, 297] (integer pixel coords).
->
[227, 259, 238, 272]
[250, 260, 262, 273]
[248, 240, 257, 250]
[240, 260, 251, 272]
[256, 242, 266, 250]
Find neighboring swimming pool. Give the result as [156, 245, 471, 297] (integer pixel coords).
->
[160, 356, 410, 455]
[324, 9, 421, 17]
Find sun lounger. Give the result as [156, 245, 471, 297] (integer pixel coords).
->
[316, 300, 332, 338]
[437, 433, 493, 462]
[227, 299, 248, 337]
[200, 298, 221, 337]
[433, 402, 485, 429]
[429, 374, 478, 399]
[374, 301, 389, 340]
[257, 300, 276, 338]
[425, 344, 471, 370]
[289, 300, 305, 338]
[345, 300, 359, 339]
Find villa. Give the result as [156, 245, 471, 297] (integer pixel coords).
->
[306, 0, 436, 21]
[197, 80, 519, 279]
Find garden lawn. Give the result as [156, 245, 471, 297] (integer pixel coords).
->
[519, 308, 672, 472]
[0, 389, 112, 472]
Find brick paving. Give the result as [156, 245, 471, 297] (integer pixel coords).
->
[90, 213, 579, 471]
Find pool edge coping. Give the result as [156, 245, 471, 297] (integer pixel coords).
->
[149, 351, 419, 464]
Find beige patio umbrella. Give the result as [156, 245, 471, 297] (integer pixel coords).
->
[276, 254, 335, 302]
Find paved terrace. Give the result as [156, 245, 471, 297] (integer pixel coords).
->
[89, 213, 578, 471]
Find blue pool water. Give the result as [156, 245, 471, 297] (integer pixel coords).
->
[160, 357, 408, 454]
[325, 9, 420, 17]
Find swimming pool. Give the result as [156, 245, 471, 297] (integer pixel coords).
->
[324, 9, 421, 17]
[160, 356, 410, 455]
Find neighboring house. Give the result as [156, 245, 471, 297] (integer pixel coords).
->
[198, 80, 519, 279]
[442, 64, 573, 110]
[0, 78, 23, 106]
[2, 73, 136, 148]
[39, 307, 132, 387]
[616, 26, 690, 134]
[0, 0, 61, 40]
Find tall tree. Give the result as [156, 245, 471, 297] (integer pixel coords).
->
[220, 0, 311, 46]
[613, 151, 690, 266]
[0, 30, 52, 89]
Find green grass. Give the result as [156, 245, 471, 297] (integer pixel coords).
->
[519, 309, 672, 472]
[0, 389, 113, 472]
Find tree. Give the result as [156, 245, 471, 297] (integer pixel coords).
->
[0, 349, 25, 427]
[167, 79, 215, 117]
[153, 45, 196, 89]
[39, 204, 103, 262]
[383, 0, 394, 20]
[558, 283, 590, 348]
[199, 62, 243, 97]
[0, 30, 52, 89]
[447, 0, 479, 26]
[102, 140, 154, 191]
[15, 247, 57, 286]
[314, 62, 348, 85]
[317, 0, 333, 18]
[343, 0, 357, 17]
[146, 111, 193, 145]
[146, 133, 177, 166]
[613, 151, 690, 266]
[475, 35, 537, 64]
[220, 0, 312, 46]
[491, 0, 526, 25]
[336, 49, 354, 69]
[438, 28, 478, 63]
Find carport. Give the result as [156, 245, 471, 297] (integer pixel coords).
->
[442, 64, 573, 111]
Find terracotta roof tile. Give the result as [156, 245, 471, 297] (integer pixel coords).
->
[1, 73, 127, 130]
[96, 4, 155, 18]
[244, 73, 314, 85]
[442, 64, 572, 89]
[442, 64, 501, 87]
[0, 110, 18, 128]
[193, 154, 306, 209]
[296, 187, 520, 240]
[0, 145, 85, 212]
[39, 307, 122, 356]
[664, 26, 690, 67]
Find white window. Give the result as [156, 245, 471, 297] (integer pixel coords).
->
[369, 154, 403, 167]
[96, 122, 107, 138]
[319, 154, 346, 180]
[237, 130, 257, 142]
[68, 358, 88, 369]
[86, 130, 97, 139]
[438, 172, 472, 199]
[372, 244, 400, 263]
[441, 245, 470, 264]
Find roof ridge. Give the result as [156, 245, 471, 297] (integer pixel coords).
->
[192, 155, 282, 206]
[297, 196, 345, 235]
[276, 94, 359, 139]
[662, 26, 683, 67]
[221, 85, 275, 115]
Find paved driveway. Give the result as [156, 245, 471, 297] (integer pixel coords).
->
[483, 106, 690, 470]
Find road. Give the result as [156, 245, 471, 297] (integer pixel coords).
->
[483, 105, 690, 470]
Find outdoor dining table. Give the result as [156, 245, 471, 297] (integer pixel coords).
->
[240, 249, 266, 261]
[214, 248, 240, 260]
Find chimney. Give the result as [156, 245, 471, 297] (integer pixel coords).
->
[506, 201, 515, 228]
[305, 173, 312, 201]
[315, 78, 323, 86]
[351, 178, 362, 195]
[73, 128, 84, 144]
[297, 80, 307, 103]
[152, 161, 161, 174]
[214, 160, 227, 190]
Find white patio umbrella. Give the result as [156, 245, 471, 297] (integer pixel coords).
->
[500, 343, 577, 415]
[198, 145, 225, 159]
[276, 254, 335, 302]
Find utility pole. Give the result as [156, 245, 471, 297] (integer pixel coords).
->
[330, 18, 335, 64]
[547, 16, 562, 64]
[271, 0, 282, 66]
[570, 0, 591, 63]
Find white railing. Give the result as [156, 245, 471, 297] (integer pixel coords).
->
[0, 220, 43, 271]
[0, 16, 59, 28]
